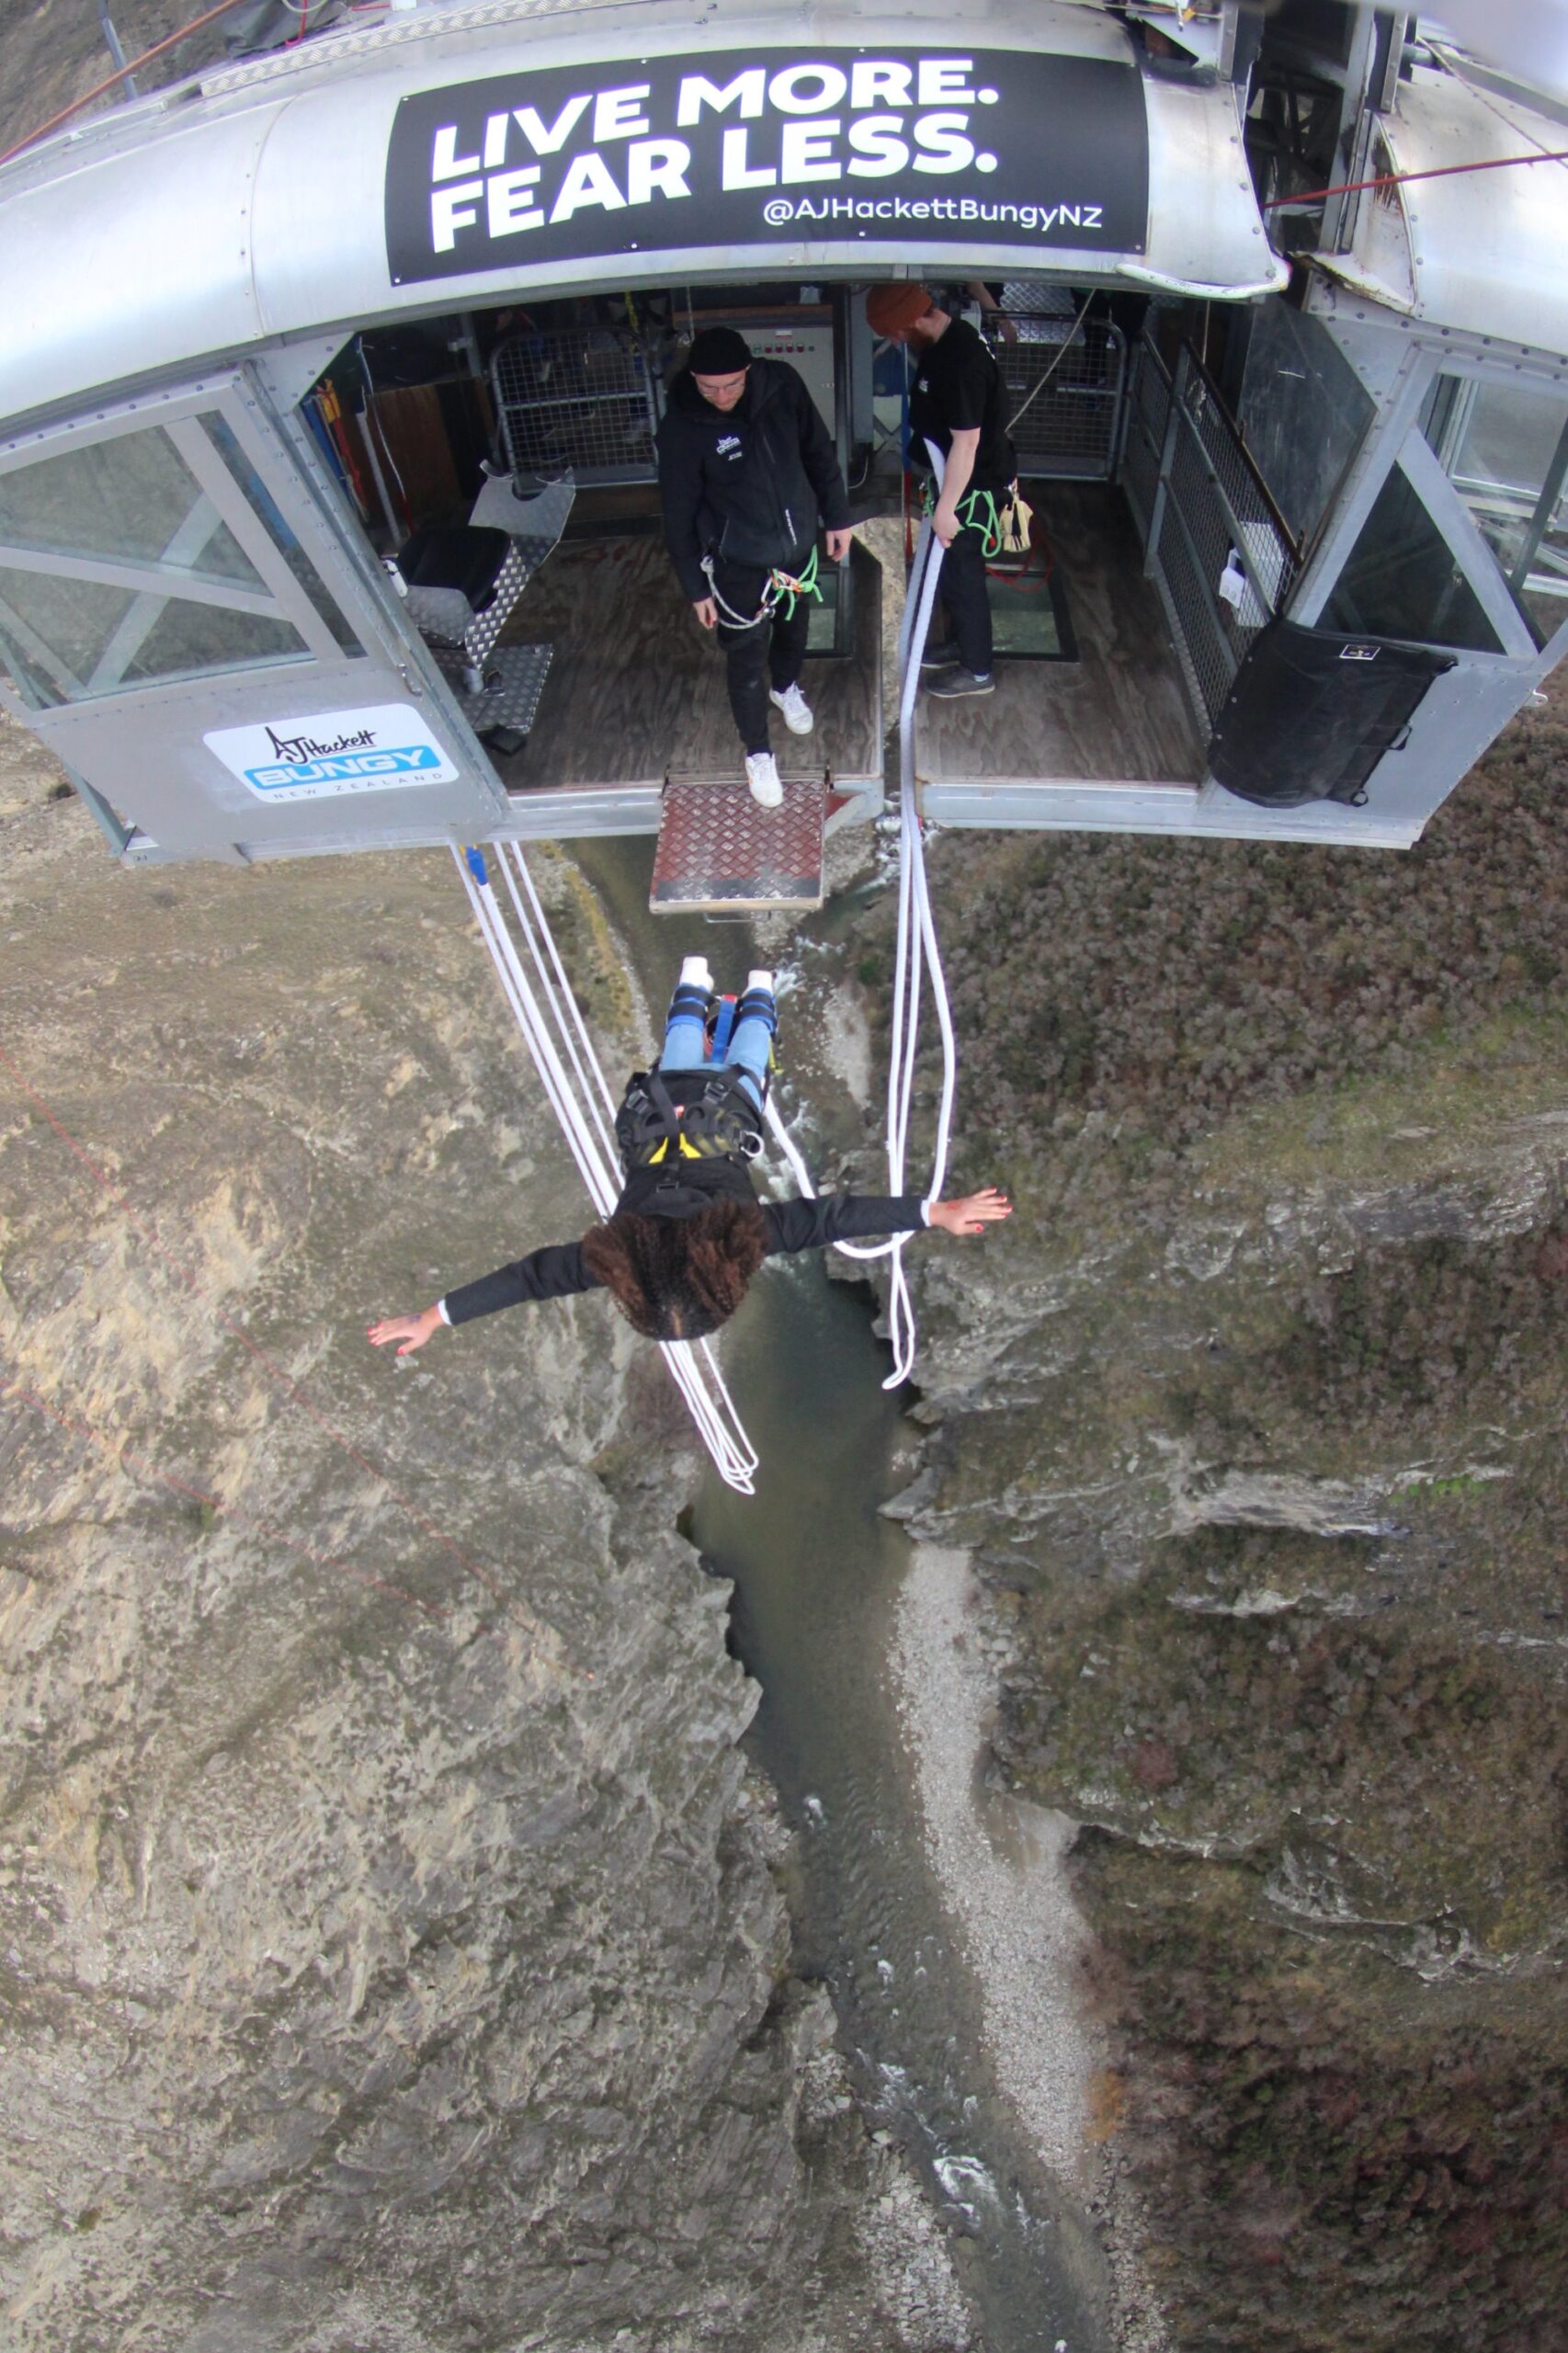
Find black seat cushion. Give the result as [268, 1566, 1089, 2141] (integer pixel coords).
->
[396, 524, 512, 610]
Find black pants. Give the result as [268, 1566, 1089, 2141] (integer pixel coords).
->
[937, 517, 994, 676]
[713, 556, 812, 756]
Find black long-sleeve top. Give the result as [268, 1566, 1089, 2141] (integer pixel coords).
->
[440, 1192, 928, 1326]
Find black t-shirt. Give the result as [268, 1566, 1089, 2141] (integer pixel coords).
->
[908, 317, 1014, 490]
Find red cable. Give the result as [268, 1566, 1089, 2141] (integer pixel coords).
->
[3, 1372, 443, 1619]
[0, 0, 257, 168]
[0, 1039, 561, 1649]
[1264, 145, 1568, 210]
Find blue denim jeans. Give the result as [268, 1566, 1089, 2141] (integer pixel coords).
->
[660, 978, 777, 1112]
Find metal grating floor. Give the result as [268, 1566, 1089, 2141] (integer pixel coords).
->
[651, 775, 826, 914]
[440, 642, 555, 736]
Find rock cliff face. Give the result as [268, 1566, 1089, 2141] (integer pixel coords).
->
[0, 717, 968, 2353]
[861, 700, 1568, 2350]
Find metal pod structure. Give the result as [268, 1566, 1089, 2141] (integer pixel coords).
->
[0, 0, 1562, 887]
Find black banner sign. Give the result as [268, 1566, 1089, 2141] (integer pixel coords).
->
[384, 47, 1147, 286]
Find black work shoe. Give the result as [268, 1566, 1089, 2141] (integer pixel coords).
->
[926, 665, 995, 699]
[919, 640, 960, 671]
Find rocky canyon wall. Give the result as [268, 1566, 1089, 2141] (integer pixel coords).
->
[858, 699, 1568, 2351]
[0, 717, 968, 2353]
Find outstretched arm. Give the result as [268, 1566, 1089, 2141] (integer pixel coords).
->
[368, 1240, 600, 1357]
[928, 1186, 1012, 1235]
[369, 1305, 444, 1357]
[764, 1187, 1011, 1256]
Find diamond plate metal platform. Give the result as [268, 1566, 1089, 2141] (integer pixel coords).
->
[440, 642, 554, 738]
[651, 775, 826, 914]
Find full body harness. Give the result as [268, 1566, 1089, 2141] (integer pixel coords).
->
[699, 544, 823, 629]
[614, 999, 768, 1209]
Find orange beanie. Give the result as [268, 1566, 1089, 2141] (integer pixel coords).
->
[864, 283, 933, 337]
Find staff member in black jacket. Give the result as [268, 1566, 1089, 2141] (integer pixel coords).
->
[369, 958, 1009, 1355]
[656, 325, 853, 809]
[865, 284, 1016, 699]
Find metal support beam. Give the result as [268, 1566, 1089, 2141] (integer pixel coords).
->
[97, 3, 138, 97]
[1397, 427, 1540, 659]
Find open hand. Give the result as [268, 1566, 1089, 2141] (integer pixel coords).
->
[929, 1187, 1012, 1236]
[368, 1306, 442, 1357]
[693, 596, 718, 630]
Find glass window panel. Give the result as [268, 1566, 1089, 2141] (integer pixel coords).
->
[1239, 301, 1374, 550]
[0, 404, 365, 699]
[0, 612, 67, 708]
[121, 599, 308, 682]
[1418, 374, 1568, 650]
[0, 563, 133, 693]
[1323, 464, 1504, 653]
[0, 560, 306, 699]
[199, 415, 364, 657]
[0, 426, 265, 589]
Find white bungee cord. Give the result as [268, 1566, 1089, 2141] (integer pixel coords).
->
[454, 841, 759, 1494]
[764, 444, 959, 1390]
[456, 438, 959, 1476]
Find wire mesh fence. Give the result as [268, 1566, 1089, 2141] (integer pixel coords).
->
[1123, 338, 1299, 733]
[995, 322, 1126, 480]
[491, 330, 660, 485]
[1120, 336, 1171, 541]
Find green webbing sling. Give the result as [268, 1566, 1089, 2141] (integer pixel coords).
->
[769, 542, 821, 620]
[918, 479, 1005, 559]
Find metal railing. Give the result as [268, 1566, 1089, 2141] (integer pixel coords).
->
[1123, 335, 1301, 733]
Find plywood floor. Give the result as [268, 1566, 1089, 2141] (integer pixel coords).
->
[916, 485, 1205, 787]
[495, 533, 881, 790]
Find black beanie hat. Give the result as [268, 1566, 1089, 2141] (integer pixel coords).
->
[687, 325, 752, 376]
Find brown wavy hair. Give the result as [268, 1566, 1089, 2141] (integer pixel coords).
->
[580, 1199, 769, 1341]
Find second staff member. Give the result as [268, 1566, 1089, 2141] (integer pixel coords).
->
[865, 283, 1017, 700]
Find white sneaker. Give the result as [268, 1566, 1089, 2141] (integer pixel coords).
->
[678, 955, 714, 992]
[745, 969, 773, 995]
[769, 680, 814, 734]
[744, 751, 783, 809]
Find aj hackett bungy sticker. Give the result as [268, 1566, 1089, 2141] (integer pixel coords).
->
[204, 705, 460, 802]
[383, 49, 1147, 285]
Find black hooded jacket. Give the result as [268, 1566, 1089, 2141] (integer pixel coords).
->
[656, 358, 851, 602]
[440, 1189, 927, 1322]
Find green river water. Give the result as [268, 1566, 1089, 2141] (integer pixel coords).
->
[572, 837, 1106, 2353]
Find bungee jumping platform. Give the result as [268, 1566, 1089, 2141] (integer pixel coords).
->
[650, 775, 827, 915]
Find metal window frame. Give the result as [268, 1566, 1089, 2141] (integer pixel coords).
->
[250, 363, 521, 787]
[0, 581, 91, 699]
[0, 380, 369, 702]
[0, 541, 296, 622]
[1292, 337, 1567, 658]
[1288, 340, 1432, 624]
[0, 372, 409, 671]
[1409, 359, 1568, 639]
[1394, 426, 1539, 658]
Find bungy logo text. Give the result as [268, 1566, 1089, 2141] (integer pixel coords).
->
[203, 704, 460, 804]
